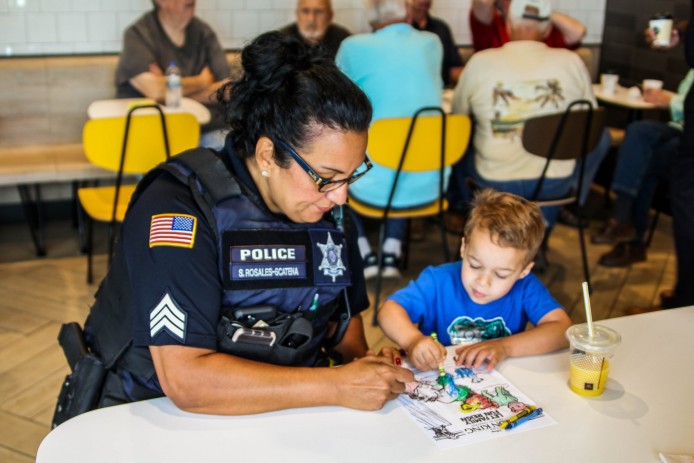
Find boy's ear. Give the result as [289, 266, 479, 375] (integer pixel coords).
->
[519, 260, 534, 279]
[459, 238, 466, 259]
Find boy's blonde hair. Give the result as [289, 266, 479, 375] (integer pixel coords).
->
[463, 189, 545, 265]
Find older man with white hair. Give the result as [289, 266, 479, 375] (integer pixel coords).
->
[336, 0, 443, 279]
[470, 0, 585, 51]
[452, 0, 609, 268]
[280, 0, 351, 59]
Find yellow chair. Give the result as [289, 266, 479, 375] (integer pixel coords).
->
[79, 105, 200, 283]
[348, 107, 471, 324]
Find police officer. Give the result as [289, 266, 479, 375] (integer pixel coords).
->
[59, 31, 412, 420]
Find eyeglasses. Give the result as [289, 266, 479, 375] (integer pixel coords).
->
[276, 138, 373, 193]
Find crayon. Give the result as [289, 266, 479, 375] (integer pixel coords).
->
[307, 293, 319, 321]
[504, 408, 543, 430]
[498, 405, 537, 429]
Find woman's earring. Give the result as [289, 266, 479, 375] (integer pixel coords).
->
[261, 170, 269, 177]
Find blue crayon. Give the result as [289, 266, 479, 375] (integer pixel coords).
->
[504, 408, 543, 430]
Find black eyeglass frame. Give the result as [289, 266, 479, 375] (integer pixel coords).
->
[276, 138, 373, 192]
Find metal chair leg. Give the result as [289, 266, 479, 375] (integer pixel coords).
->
[577, 204, 591, 292]
[86, 217, 94, 284]
[17, 184, 46, 257]
[107, 221, 115, 266]
[438, 210, 450, 263]
[646, 210, 660, 247]
[371, 223, 387, 327]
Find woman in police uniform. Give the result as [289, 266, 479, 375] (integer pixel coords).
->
[71, 31, 412, 417]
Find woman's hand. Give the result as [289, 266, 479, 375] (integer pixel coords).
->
[373, 346, 403, 365]
[454, 339, 509, 371]
[334, 352, 413, 410]
[406, 335, 447, 371]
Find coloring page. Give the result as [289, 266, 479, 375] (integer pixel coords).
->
[398, 346, 556, 450]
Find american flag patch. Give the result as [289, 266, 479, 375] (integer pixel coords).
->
[149, 214, 197, 248]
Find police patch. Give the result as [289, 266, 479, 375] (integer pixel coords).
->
[317, 232, 346, 282]
[223, 228, 350, 289]
[149, 291, 187, 342]
[224, 229, 311, 290]
[309, 229, 350, 286]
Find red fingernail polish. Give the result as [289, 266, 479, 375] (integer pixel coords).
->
[395, 357, 402, 366]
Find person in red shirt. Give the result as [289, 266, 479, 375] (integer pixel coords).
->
[470, 0, 585, 51]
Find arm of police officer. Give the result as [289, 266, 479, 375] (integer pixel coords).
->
[150, 341, 412, 414]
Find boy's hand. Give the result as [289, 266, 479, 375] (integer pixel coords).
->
[454, 339, 509, 370]
[407, 336, 447, 371]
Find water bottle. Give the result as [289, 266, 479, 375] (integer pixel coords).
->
[165, 61, 181, 108]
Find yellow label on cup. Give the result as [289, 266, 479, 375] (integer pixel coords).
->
[569, 354, 609, 397]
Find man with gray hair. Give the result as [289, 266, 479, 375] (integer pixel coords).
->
[336, 0, 443, 279]
[280, 0, 351, 59]
[451, 0, 608, 268]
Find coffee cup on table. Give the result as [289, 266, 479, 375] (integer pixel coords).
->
[642, 79, 664, 99]
[600, 72, 619, 94]
[649, 12, 674, 47]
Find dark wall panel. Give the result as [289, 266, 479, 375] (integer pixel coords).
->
[600, 0, 689, 92]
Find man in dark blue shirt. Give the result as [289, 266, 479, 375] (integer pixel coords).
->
[407, 0, 464, 86]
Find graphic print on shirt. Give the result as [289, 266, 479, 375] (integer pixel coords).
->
[446, 316, 511, 345]
[491, 79, 565, 140]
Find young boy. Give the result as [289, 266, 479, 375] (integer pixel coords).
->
[378, 189, 572, 372]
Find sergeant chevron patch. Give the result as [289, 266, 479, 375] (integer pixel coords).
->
[149, 291, 187, 342]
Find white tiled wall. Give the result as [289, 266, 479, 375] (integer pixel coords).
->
[0, 0, 605, 57]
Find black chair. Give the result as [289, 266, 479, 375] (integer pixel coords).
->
[521, 99, 606, 291]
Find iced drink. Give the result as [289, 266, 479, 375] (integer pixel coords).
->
[566, 324, 621, 397]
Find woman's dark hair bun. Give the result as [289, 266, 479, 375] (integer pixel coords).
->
[242, 31, 324, 85]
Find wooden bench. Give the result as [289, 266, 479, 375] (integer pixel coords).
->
[0, 144, 114, 255]
[0, 52, 241, 256]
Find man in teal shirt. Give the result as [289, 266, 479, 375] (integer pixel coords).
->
[336, 0, 443, 279]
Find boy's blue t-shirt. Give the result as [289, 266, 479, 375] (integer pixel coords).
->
[387, 261, 562, 346]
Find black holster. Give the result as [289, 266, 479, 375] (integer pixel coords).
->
[52, 323, 107, 428]
[217, 309, 317, 366]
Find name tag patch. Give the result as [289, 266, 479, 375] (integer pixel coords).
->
[223, 228, 350, 290]
[231, 245, 307, 281]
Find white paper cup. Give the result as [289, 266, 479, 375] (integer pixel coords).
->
[643, 79, 664, 91]
[649, 18, 673, 47]
[600, 73, 619, 94]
